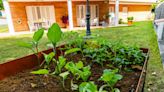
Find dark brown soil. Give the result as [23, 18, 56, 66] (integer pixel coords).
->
[0, 54, 142, 92]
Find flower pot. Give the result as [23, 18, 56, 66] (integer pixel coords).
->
[128, 20, 133, 26]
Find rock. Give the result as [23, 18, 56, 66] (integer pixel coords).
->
[30, 83, 37, 88]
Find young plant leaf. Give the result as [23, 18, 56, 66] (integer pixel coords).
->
[55, 56, 66, 74]
[65, 48, 81, 55]
[99, 69, 123, 87]
[47, 23, 62, 46]
[17, 42, 33, 49]
[43, 52, 55, 65]
[76, 61, 84, 69]
[79, 82, 98, 92]
[31, 69, 49, 75]
[33, 28, 44, 42]
[59, 71, 70, 80]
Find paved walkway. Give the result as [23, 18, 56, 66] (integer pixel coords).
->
[0, 24, 128, 38]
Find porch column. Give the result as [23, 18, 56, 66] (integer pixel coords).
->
[67, 0, 73, 30]
[115, 0, 119, 26]
[3, 0, 15, 34]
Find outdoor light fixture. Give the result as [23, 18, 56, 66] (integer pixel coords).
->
[86, 0, 91, 36]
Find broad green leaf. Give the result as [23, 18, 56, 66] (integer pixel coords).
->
[79, 82, 98, 92]
[33, 28, 44, 42]
[79, 66, 91, 81]
[43, 52, 55, 65]
[17, 41, 33, 49]
[47, 23, 62, 45]
[59, 71, 69, 80]
[65, 48, 81, 55]
[31, 69, 49, 75]
[99, 69, 122, 87]
[65, 62, 77, 75]
[76, 61, 84, 69]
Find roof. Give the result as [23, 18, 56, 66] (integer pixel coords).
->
[109, 0, 157, 5]
[8, 0, 157, 4]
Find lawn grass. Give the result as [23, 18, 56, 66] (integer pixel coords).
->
[0, 25, 8, 33]
[0, 21, 163, 91]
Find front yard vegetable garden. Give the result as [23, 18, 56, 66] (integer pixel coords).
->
[0, 23, 149, 92]
[0, 21, 163, 91]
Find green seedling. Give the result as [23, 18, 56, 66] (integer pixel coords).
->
[18, 28, 44, 65]
[79, 82, 98, 92]
[99, 69, 122, 92]
[40, 52, 55, 68]
[47, 23, 63, 54]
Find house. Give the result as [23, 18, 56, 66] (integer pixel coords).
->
[3, 0, 156, 34]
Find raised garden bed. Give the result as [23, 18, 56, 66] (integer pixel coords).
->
[0, 46, 149, 92]
[0, 23, 149, 92]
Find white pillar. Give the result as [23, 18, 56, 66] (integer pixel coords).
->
[67, 0, 73, 30]
[115, 0, 119, 26]
[3, 0, 15, 34]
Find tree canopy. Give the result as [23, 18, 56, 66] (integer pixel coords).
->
[0, 0, 4, 10]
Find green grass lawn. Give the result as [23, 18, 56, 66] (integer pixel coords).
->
[0, 25, 8, 33]
[0, 21, 163, 91]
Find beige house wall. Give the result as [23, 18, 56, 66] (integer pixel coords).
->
[109, 4, 152, 22]
[9, 1, 109, 32]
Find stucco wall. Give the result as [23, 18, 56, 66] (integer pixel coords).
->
[9, 1, 108, 32]
[9, 2, 68, 32]
[109, 4, 152, 22]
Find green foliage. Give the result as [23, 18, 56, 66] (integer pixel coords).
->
[99, 69, 122, 92]
[79, 82, 98, 92]
[65, 61, 83, 75]
[43, 52, 55, 67]
[54, 56, 66, 75]
[127, 17, 134, 21]
[0, 0, 4, 10]
[59, 71, 69, 80]
[31, 69, 49, 75]
[64, 48, 81, 55]
[33, 28, 44, 43]
[59, 71, 70, 87]
[17, 42, 33, 49]
[112, 46, 145, 69]
[18, 28, 44, 52]
[47, 23, 62, 47]
[83, 40, 112, 66]
[18, 28, 44, 65]
[65, 61, 91, 81]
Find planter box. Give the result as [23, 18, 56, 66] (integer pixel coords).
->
[0, 46, 149, 92]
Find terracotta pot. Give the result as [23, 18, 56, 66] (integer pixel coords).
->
[128, 20, 133, 26]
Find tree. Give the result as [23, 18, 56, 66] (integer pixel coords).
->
[151, 0, 164, 12]
[0, 0, 4, 10]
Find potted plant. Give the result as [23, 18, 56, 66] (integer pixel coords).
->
[61, 15, 69, 28]
[127, 16, 134, 26]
